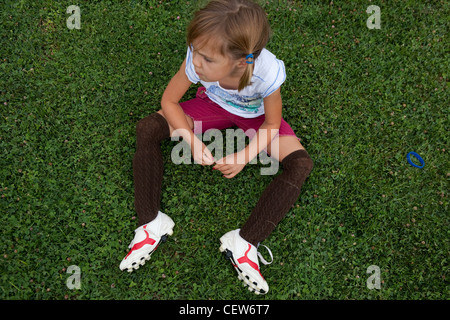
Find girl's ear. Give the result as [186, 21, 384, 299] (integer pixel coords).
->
[237, 58, 248, 67]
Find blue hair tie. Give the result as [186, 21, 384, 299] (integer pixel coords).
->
[407, 151, 425, 169]
[246, 54, 254, 64]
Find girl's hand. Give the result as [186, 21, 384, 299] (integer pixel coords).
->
[213, 152, 246, 179]
[191, 137, 215, 166]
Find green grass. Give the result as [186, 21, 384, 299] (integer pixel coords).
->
[1, 0, 448, 300]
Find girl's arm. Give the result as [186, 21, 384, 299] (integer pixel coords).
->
[160, 58, 195, 145]
[240, 88, 282, 163]
[161, 59, 215, 166]
[214, 89, 281, 178]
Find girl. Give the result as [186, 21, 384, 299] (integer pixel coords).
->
[119, 0, 313, 295]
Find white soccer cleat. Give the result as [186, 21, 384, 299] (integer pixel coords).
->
[119, 211, 175, 272]
[219, 229, 273, 295]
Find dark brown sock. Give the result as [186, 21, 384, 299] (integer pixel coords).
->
[133, 113, 170, 226]
[239, 149, 314, 246]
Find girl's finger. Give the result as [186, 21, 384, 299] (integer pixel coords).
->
[202, 152, 214, 165]
[220, 165, 232, 173]
[222, 169, 233, 175]
[223, 172, 235, 179]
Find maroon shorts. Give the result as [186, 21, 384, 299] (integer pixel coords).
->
[179, 87, 299, 140]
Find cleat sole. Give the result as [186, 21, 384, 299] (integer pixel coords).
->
[121, 230, 172, 273]
[219, 241, 268, 295]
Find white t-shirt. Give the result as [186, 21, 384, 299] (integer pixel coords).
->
[185, 46, 286, 118]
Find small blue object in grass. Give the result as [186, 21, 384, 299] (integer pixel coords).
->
[407, 152, 425, 169]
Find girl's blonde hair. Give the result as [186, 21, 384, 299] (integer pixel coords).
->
[187, 0, 271, 91]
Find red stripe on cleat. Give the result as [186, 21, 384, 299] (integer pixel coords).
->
[237, 244, 264, 279]
[124, 226, 156, 260]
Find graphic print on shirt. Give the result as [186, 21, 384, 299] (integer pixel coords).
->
[207, 85, 263, 114]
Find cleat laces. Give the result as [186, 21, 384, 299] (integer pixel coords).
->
[256, 244, 273, 266]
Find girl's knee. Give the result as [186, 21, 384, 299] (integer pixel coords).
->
[282, 149, 314, 179]
[136, 112, 170, 143]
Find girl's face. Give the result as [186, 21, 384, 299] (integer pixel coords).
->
[191, 37, 244, 83]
